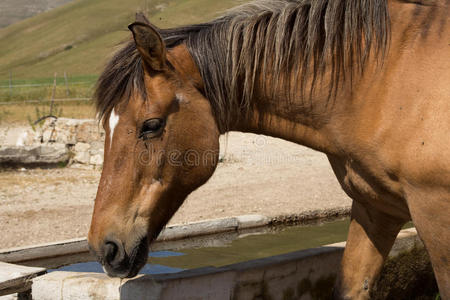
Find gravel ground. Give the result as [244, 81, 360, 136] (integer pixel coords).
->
[0, 132, 351, 249]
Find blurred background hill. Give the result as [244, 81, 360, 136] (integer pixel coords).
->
[0, 0, 244, 81]
[0, 0, 74, 28]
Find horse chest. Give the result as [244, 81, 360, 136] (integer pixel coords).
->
[328, 155, 411, 220]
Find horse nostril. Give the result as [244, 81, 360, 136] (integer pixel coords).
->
[104, 241, 117, 261]
[103, 240, 125, 267]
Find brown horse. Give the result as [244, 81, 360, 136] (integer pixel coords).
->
[87, 0, 450, 298]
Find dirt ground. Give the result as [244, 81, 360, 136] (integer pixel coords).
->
[0, 132, 351, 249]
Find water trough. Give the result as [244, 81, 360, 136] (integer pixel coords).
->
[0, 215, 436, 300]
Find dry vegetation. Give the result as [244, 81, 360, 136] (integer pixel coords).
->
[0, 102, 95, 125]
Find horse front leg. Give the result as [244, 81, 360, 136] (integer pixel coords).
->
[405, 189, 450, 299]
[334, 200, 405, 299]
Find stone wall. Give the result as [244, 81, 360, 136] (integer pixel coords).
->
[0, 118, 105, 168]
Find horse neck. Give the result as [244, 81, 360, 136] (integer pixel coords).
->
[170, 0, 448, 158]
[168, 43, 346, 155]
[232, 82, 347, 155]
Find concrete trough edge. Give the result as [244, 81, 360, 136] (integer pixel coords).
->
[0, 208, 353, 264]
[0, 214, 272, 264]
[0, 238, 88, 264]
[270, 207, 351, 225]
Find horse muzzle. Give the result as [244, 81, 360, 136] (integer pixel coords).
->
[89, 236, 149, 278]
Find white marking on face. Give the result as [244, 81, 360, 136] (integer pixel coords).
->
[109, 108, 119, 149]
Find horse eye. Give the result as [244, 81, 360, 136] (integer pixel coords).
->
[140, 118, 165, 139]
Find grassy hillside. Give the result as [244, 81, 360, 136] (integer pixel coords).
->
[0, 0, 74, 28]
[0, 0, 246, 81]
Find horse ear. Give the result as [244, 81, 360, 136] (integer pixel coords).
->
[128, 21, 166, 71]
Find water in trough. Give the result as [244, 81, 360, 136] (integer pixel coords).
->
[50, 218, 352, 275]
[49, 218, 414, 275]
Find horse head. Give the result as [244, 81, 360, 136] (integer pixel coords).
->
[87, 16, 219, 278]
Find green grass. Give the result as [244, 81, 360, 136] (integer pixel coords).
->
[0, 75, 96, 103]
[0, 0, 247, 81]
[0, 74, 97, 86]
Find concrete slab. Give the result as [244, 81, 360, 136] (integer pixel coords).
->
[0, 145, 69, 165]
[0, 262, 45, 296]
[235, 215, 270, 229]
[159, 217, 239, 241]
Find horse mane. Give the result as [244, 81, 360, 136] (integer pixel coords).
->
[95, 0, 390, 130]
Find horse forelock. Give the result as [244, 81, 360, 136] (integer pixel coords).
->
[95, 0, 390, 131]
[94, 41, 146, 123]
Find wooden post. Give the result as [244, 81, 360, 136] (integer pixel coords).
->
[64, 71, 69, 97]
[9, 71, 12, 98]
[50, 72, 57, 116]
